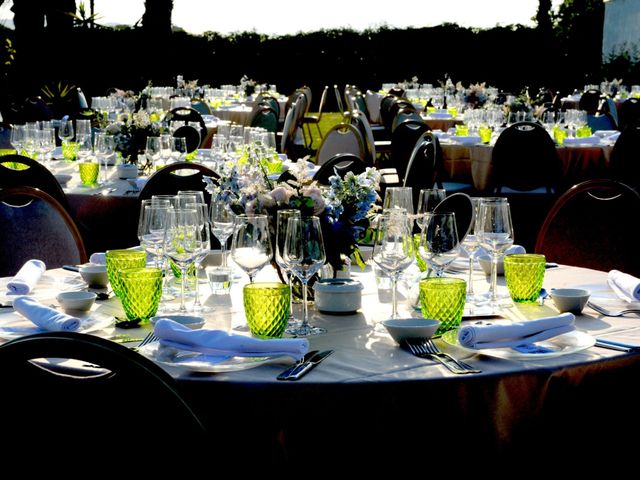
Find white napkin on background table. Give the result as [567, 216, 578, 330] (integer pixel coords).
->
[607, 270, 640, 302]
[6, 260, 46, 295]
[562, 136, 600, 146]
[458, 312, 575, 349]
[13, 296, 81, 332]
[154, 319, 309, 360]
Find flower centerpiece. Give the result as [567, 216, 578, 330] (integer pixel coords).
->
[203, 147, 381, 277]
[103, 109, 163, 172]
[459, 81, 489, 109]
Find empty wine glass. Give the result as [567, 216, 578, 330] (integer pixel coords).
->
[186, 202, 212, 313]
[372, 210, 415, 321]
[140, 204, 172, 269]
[95, 132, 115, 185]
[283, 216, 326, 336]
[418, 212, 461, 277]
[476, 198, 514, 308]
[58, 120, 74, 147]
[383, 187, 414, 215]
[10, 124, 25, 155]
[209, 202, 235, 268]
[275, 209, 302, 328]
[416, 188, 446, 230]
[231, 214, 272, 284]
[461, 197, 484, 306]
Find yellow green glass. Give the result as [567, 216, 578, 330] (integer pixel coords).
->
[62, 141, 79, 160]
[243, 282, 290, 339]
[576, 125, 592, 138]
[455, 125, 469, 136]
[479, 126, 492, 144]
[79, 162, 99, 186]
[119, 267, 163, 323]
[0, 149, 17, 157]
[419, 278, 466, 335]
[503, 253, 546, 303]
[553, 127, 567, 145]
[426, 106, 436, 115]
[447, 106, 458, 119]
[105, 250, 147, 298]
[260, 157, 283, 174]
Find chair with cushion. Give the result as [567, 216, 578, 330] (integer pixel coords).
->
[0, 186, 87, 276]
[0, 154, 71, 212]
[191, 100, 212, 115]
[609, 125, 640, 191]
[578, 89, 602, 115]
[0, 331, 206, 457]
[249, 104, 278, 133]
[256, 93, 281, 121]
[138, 162, 218, 204]
[300, 85, 328, 146]
[619, 98, 640, 131]
[313, 153, 367, 184]
[163, 107, 207, 148]
[390, 119, 429, 183]
[535, 179, 640, 276]
[314, 122, 365, 166]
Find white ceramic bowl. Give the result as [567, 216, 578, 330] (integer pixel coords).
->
[550, 288, 591, 314]
[79, 264, 108, 288]
[382, 318, 441, 344]
[56, 291, 97, 312]
[314, 279, 364, 314]
[478, 255, 504, 276]
[150, 314, 205, 329]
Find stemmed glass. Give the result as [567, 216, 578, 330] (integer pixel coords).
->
[145, 136, 162, 172]
[283, 216, 326, 336]
[95, 132, 115, 185]
[140, 204, 172, 269]
[476, 198, 514, 308]
[209, 202, 235, 268]
[416, 188, 446, 230]
[372, 210, 415, 321]
[383, 187, 414, 215]
[461, 198, 484, 307]
[275, 209, 302, 328]
[164, 207, 202, 313]
[10, 124, 25, 155]
[58, 120, 74, 147]
[418, 212, 461, 277]
[231, 214, 272, 284]
[186, 202, 212, 313]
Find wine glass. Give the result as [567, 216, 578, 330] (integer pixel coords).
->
[170, 136, 187, 163]
[416, 188, 447, 230]
[383, 187, 414, 215]
[231, 214, 272, 284]
[10, 124, 25, 155]
[58, 120, 74, 147]
[372, 210, 415, 321]
[476, 198, 514, 308]
[275, 209, 302, 328]
[76, 133, 93, 163]
[140, 204, 172, 269]
[185, 202, 212, 313]
[145, 136, 162, 172]
[283, 216, 326, 336]
[209, 202, 235, 268]
[164, 207, 202, 313]
[461, 197, 484, 307]
[418, 212, 461, 277]
[95, 132, 115, 185]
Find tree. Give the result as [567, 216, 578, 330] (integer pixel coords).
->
[142, 0, 173, 37]
[536, 0, 553, 35]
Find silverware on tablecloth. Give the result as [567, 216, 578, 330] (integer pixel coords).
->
[62, 265, 80, 272]
[595, 338, 640, 352]
[285, 350, 334, 381]
[587, 301, 640, 317]
[403, 338, 480, 374]
[277, 349, 319, 380]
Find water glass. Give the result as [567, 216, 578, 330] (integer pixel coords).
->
[243, 282, 290, 339]
[503, 254, 546, 303]
[119, 267, 163, 323]
[419, 277, 466, 336]
[79, 161, 99, 186]
[105, 249, 148, 298]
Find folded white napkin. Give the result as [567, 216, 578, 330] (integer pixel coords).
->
[562, 136, 600, 146]
[428, 112, 453, 119]
[6, 260, 46, 295]
[154, 319, 310, 360]
[89, 253, 106, 265]
[13, 296, 81, 332]
[458, 312, 575, 349]
[607, 270, 640, 302]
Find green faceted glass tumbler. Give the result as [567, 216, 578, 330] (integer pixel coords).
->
[503, 253, 546, 303]
[419, 277, 466, 336]
[105, 249, 147, 298]
[243, 282, 290, 339]
[119, 267, 163, 324]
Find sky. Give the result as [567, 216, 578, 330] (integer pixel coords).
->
[0, 0, 565, 36]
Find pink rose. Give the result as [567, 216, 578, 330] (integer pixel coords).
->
[302, 186, 326, 215]
[270, 186, 293, 204]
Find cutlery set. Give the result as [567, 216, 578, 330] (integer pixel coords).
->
[277, 349, 334, 381]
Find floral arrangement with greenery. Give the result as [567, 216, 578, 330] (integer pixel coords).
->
[459, 81, 489, 109]
[104, 109, 163, 165]
[203, 149, 381, 274]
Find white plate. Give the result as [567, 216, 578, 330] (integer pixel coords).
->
[138, 341, 288, 373]
[0, 311, 114, 339]
[440, 329, 595, 360]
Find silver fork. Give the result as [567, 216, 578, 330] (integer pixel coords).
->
[423, 339, 482, 373]
[134, 331, 159, 351]
[587, 301, 640, 317]
[404, 339, 471, 375]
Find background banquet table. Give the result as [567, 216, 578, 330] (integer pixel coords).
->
[2, 260, 639, 465]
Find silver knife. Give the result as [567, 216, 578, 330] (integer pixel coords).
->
[595, 338, 639, 352]
[287, 350, 334, 381]
[277, 350, 319, 381]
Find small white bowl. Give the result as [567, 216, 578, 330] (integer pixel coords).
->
[382, 318, 441, 344]
[550, 288, 591, 314]
[478, 255, 504, 276]
[150, 314, 205, 329]
[56, 291, 97, 312]
[79, 264, 108, 288]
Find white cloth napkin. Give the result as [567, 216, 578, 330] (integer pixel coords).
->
[154, 319, 310, 360]
[562, 136, 600, 146]
[6, 260, 46, 295]
[607, 270, 640, 302]
[13, 296, 81, 332]
[457, 312, 575, 349]
[89, 253, 106, 265]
